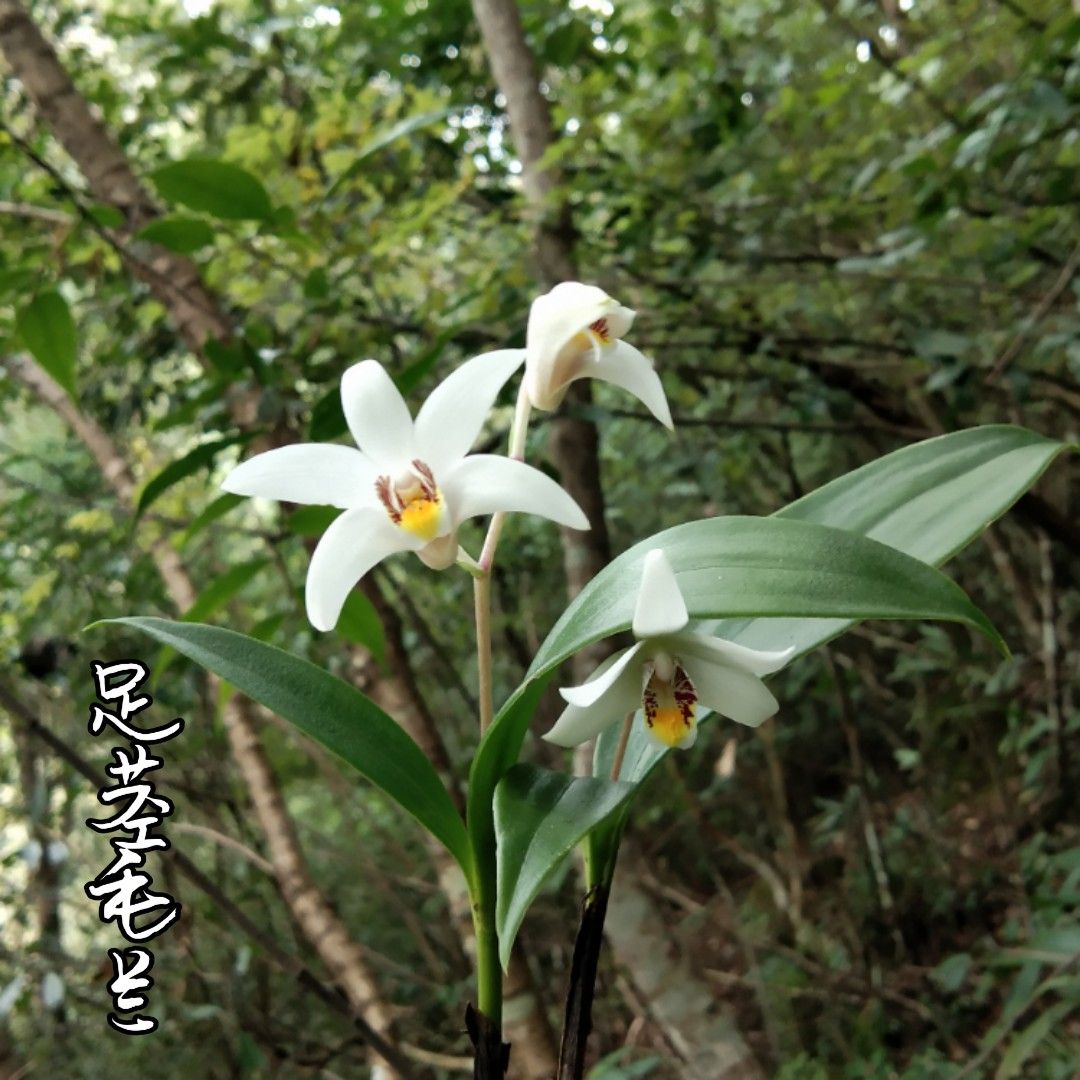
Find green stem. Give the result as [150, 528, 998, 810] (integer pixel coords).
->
[473, 887, 502, 1026]
[465, 383, 534, 1065]
[474, 572, 493, 733]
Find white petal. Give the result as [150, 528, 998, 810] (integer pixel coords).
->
[525, 283, 621, 410]
[670, 632, 796, 677]
[413, 349, 525, 472]
[440, 455, 589, 530]
[221, 444, 378, 509]
[340, 361, 415, 468]
[559, 642, 644, 708]
[304, 508, 416, 631]
[602, 303, 635, 340]
[632, 549, 689, 638]
[681, 653, 779, 728]
[526, 282, 613, 359]
[543, 648, 644, 747]
[589, 339, 673, 429]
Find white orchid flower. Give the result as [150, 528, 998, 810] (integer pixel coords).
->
[543, 549, 795, 750]
[222, 350, 589, 632]
[524, 281, 673, 429]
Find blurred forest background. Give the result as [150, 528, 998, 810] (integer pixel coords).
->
[0, 0, 1077, 1077]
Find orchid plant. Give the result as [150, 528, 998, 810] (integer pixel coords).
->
[104, 280, 1073, 1079]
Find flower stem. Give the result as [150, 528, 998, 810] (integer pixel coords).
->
[473, 383, 534, 736]
[474, 572, 493, 733]
[609, 711, 635, 781]
[478, 385, 532, 573]
[466, 382, 533, 1062]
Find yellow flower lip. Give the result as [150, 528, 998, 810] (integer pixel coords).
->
[398, 493, 443, 541]
[642, 658, 697, 749]
[376, 458, 445, 541]
[648, 705, 694, 748]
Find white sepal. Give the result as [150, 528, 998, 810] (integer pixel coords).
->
[632, 549, 689, 638]
[222, 444, 377, 510]
[340, 360, 415, 469]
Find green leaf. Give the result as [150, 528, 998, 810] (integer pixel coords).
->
[97, 617, 472, 875]
[495, 764, 635, 968]
[137, 215, 217, 254]
[136, 434, 250, 518]
[530, 516, 1004, 681]
[150, 159, 273, 221]
[286, 505, 339, 537]
[326, 108, 452, 197]
[204, 338, 251, 375]
[302, 267, 330, 300]
[476, 468, 1018, 934]
[16, 291, 77, 399]
[87, 204, 126, 229]
[996, 1000, 1074, 1079]
[183, 560, 267, 624]
[337, 590, 386, 664]
[470, 510, 1003, 927]
[594, 425, 1073, 820]
[307, 386, 347, 442]
[249, 612, 285, 643]
[932, 953, 972, 993]
[713, 425, 1071, 661]
[176, 493, 243, 549]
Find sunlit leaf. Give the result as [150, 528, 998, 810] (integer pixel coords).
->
[150, 159, 273, 221]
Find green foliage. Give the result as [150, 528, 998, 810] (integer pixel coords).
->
[531, 517, 1004, 676]
[1, 0, 1076, 1074]
[149, 159, 274, 221]
[136, 434, 251, 517]
[595, 425, 1075, 790]
[136, 215, 217, 254]
[16, 290, 77, 399]
[494, 764, 634, 967]
[337, 590, 386, 665]
[99, 617, 473, 876]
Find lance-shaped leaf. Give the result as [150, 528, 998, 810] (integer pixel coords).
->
[97, 617, 473, 876]
[137, 434, 252, 518]
[532, 516, 1003, 679]
[597, 424, 1075, 787]
[469, 513, 1003, 873]
[719, 424, 1072, 656]
[495, 765, 635, 968]
[484, 426, 1071, 938]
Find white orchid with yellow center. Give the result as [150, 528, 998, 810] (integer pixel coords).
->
[524, 281, 673, 429]
[222, 350, 589, 631]
[544, 549, 795, 750]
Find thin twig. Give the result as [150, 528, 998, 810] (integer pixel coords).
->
[989, 242, 1080, 379]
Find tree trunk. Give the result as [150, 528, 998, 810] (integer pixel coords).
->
[468, 1, 765, 1073]
[0, 0, 231, 354]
